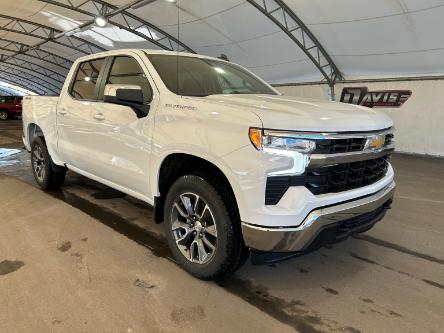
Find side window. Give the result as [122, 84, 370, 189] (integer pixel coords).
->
[106, 56, 152, 103]
[0, 97, 5, 104]
[70, 58, 105, 100]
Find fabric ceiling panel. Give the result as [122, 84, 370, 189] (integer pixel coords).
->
[39, 42, 87, 59]
[0, 0, 44, 18]
[172, 3, 279, 47]
[15, 53, 70, 75]
[0, 32, 41, 47]
[285, 0, 444, 79]
[332, 51, 444, 79]
[193, 32, 322, 83]
[132, 0, 322, 83]
[30, 6, 92, 30]
[1, 0, 444, 85]
[250, 60, 323, 84]
[0, 62, 63, 88]
[126, 0, 244, 29]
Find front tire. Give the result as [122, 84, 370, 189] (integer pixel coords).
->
[31, 137, 66, 190]
[164, 175, 244, 280]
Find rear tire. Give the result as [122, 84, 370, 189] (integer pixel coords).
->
[0, 110, 8, 120]
[31, 136, 66, 190]
[163, 175, 245, 280]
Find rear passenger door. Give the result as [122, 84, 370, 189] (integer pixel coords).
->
[57, 57, 107, 171]
[87, 54, 157, 197]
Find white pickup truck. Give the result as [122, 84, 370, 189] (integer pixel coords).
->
[22, 49, 395, 280]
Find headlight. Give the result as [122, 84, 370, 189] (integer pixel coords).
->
[249, 128, 316, 153]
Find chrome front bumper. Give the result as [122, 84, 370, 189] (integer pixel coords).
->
[241, 182, 396, 252]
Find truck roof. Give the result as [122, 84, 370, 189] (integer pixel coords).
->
[74, 49, 227, 64]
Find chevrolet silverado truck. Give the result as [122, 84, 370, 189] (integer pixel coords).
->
[0, 96, 23, 120]
[22, 49, 395, 280]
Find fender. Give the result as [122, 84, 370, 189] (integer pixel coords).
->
[150, 145, 249, 222]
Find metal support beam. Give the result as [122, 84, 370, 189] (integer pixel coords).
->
[0, 37, 72, 72]
[246, 0, 342, 85]
[18, 49, 72, 71]
[39, 0, 195, 53]
[0, 73, 48, 95]
[0, 66, 59, 95]
[0, 40, 68, 83]
[0, 14, 106, 56]
[0, 62, 63, 90]
[2, 57, 66, 84]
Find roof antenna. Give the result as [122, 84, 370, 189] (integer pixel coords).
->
[218, 54, 230, 62]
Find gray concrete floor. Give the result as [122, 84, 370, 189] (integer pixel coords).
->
[1, 119, 443, 333]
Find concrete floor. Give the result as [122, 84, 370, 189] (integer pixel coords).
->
[1, 119, 443, 333]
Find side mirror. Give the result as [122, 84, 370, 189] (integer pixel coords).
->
[103, 84, 149, 118]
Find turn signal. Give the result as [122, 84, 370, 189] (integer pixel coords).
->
[249, 127, 262, 150]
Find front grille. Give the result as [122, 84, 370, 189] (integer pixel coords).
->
[314, 137, 366, 154]
[265, 156, 390, 205]
[313, 130, 394, 154]
[301, 156, 390, 195]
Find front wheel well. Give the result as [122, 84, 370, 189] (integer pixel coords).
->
[155, 153, 240, 224]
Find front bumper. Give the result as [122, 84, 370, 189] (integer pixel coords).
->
[241, 181, 395, 253]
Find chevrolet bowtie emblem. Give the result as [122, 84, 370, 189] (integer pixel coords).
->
[366, 135, 385, 150]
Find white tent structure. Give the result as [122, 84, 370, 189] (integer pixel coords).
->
[0, 0, 443, 154]
[2, 0, 444, 92]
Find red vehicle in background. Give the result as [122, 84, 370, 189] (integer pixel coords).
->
[0, 96, 23, 120]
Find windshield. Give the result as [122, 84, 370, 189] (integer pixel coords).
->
[147, 54, 277, 97]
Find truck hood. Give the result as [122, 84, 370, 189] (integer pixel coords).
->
[203, 94, 393, 132]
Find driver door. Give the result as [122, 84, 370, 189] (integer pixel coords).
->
[88, 54, 157, 197]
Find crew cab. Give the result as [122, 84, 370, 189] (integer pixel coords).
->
[22, 49, 395, 280]
[0, 96, 23, 120]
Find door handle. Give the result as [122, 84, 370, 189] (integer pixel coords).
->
[94, 112, 105, 121]
[59, 108, 67, 115]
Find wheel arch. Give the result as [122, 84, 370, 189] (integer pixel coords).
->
[153, 152, 242, 225]
[26, 122, 64, 166]
[27, 123, 44, 147]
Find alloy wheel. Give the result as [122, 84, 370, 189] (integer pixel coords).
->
[32, 145, 46, 183]
[170, 192, 218, 264]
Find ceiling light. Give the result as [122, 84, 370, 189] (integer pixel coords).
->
[94, 15, 108, 27]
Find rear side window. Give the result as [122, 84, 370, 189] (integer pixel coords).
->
[70, 58, 105, 100]
[0, 96, 15, 103]
[106, 56, 152, 103]
[0, 96, 23, 104]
